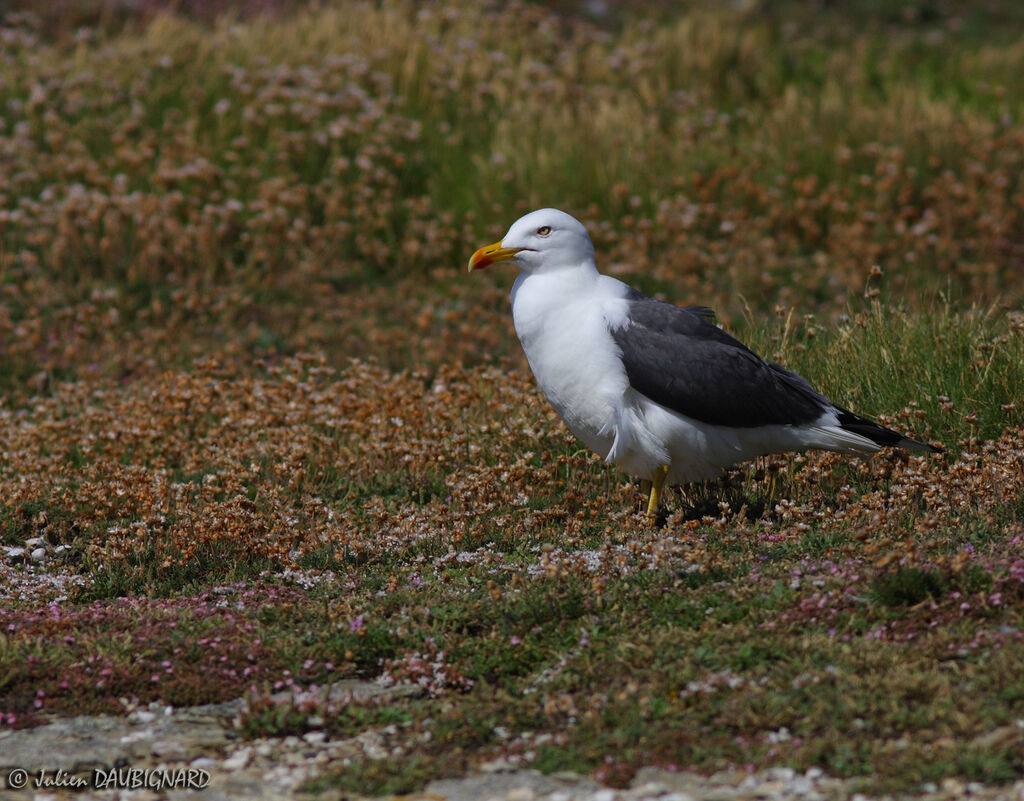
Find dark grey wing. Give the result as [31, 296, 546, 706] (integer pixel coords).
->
[610, 294, 830, 428]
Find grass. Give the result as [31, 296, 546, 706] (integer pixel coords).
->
[740, 298, 1024, 444]
[0, 0, 1023, 796]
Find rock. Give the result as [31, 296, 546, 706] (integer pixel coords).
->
[764, 767, 797, 782]
[744, 779, 786, 798]
[0, 701, 233, 773]
[150, 737, 188, 760]
[479, 756, 517, 772]
[423, 770, 601, 801]
[631, 768, 725, 800]
[223, 746, 251, 771]
[631, 781, 674, 799]
[356, 730, 388, 760]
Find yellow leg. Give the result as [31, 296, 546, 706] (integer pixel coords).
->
[646, 464, 669, 520]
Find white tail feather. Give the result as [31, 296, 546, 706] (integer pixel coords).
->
[803, 425, 883, 455]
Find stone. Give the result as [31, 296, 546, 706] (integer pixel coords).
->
[631, 781, 670, 798]
[223, 746, 251, 771]
[423, 770, 601, 801]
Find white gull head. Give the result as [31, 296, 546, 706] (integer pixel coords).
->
[468, 208, 595, 275]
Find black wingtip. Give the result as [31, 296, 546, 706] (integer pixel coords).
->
[895, 436, 943, 455]
[837, 409, 942, 454]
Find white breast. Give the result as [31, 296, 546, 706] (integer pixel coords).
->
[510, 271, 630, 459]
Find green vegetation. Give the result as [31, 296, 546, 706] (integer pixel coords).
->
[0, 0, 1023, 796]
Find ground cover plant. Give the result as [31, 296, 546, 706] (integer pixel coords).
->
[1, 0, 1023, 795]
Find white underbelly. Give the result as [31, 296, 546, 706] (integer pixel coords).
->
[633, 395, 843, 484]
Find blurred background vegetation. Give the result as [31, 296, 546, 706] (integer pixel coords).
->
[0, 0, 1021, 422]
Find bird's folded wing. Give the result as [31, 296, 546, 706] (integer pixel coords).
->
[608, 297, 830, 429]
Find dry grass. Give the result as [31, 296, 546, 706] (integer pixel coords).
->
[1, 0, 1024, 795]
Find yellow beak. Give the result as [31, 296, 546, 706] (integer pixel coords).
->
[468, 240, 525, 272]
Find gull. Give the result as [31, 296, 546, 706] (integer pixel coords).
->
[469, 208, 939, 518]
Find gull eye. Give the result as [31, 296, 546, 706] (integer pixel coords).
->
[536, 226, 551, 236]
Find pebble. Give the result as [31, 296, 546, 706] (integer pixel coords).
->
[754, 779, 788, 797]
[357, 730, 389, 760]
[631, 781, 667, 798]
[223, 745, 251, 770]
[150, 737, 186, 759]
[481, 756, 518, 772]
